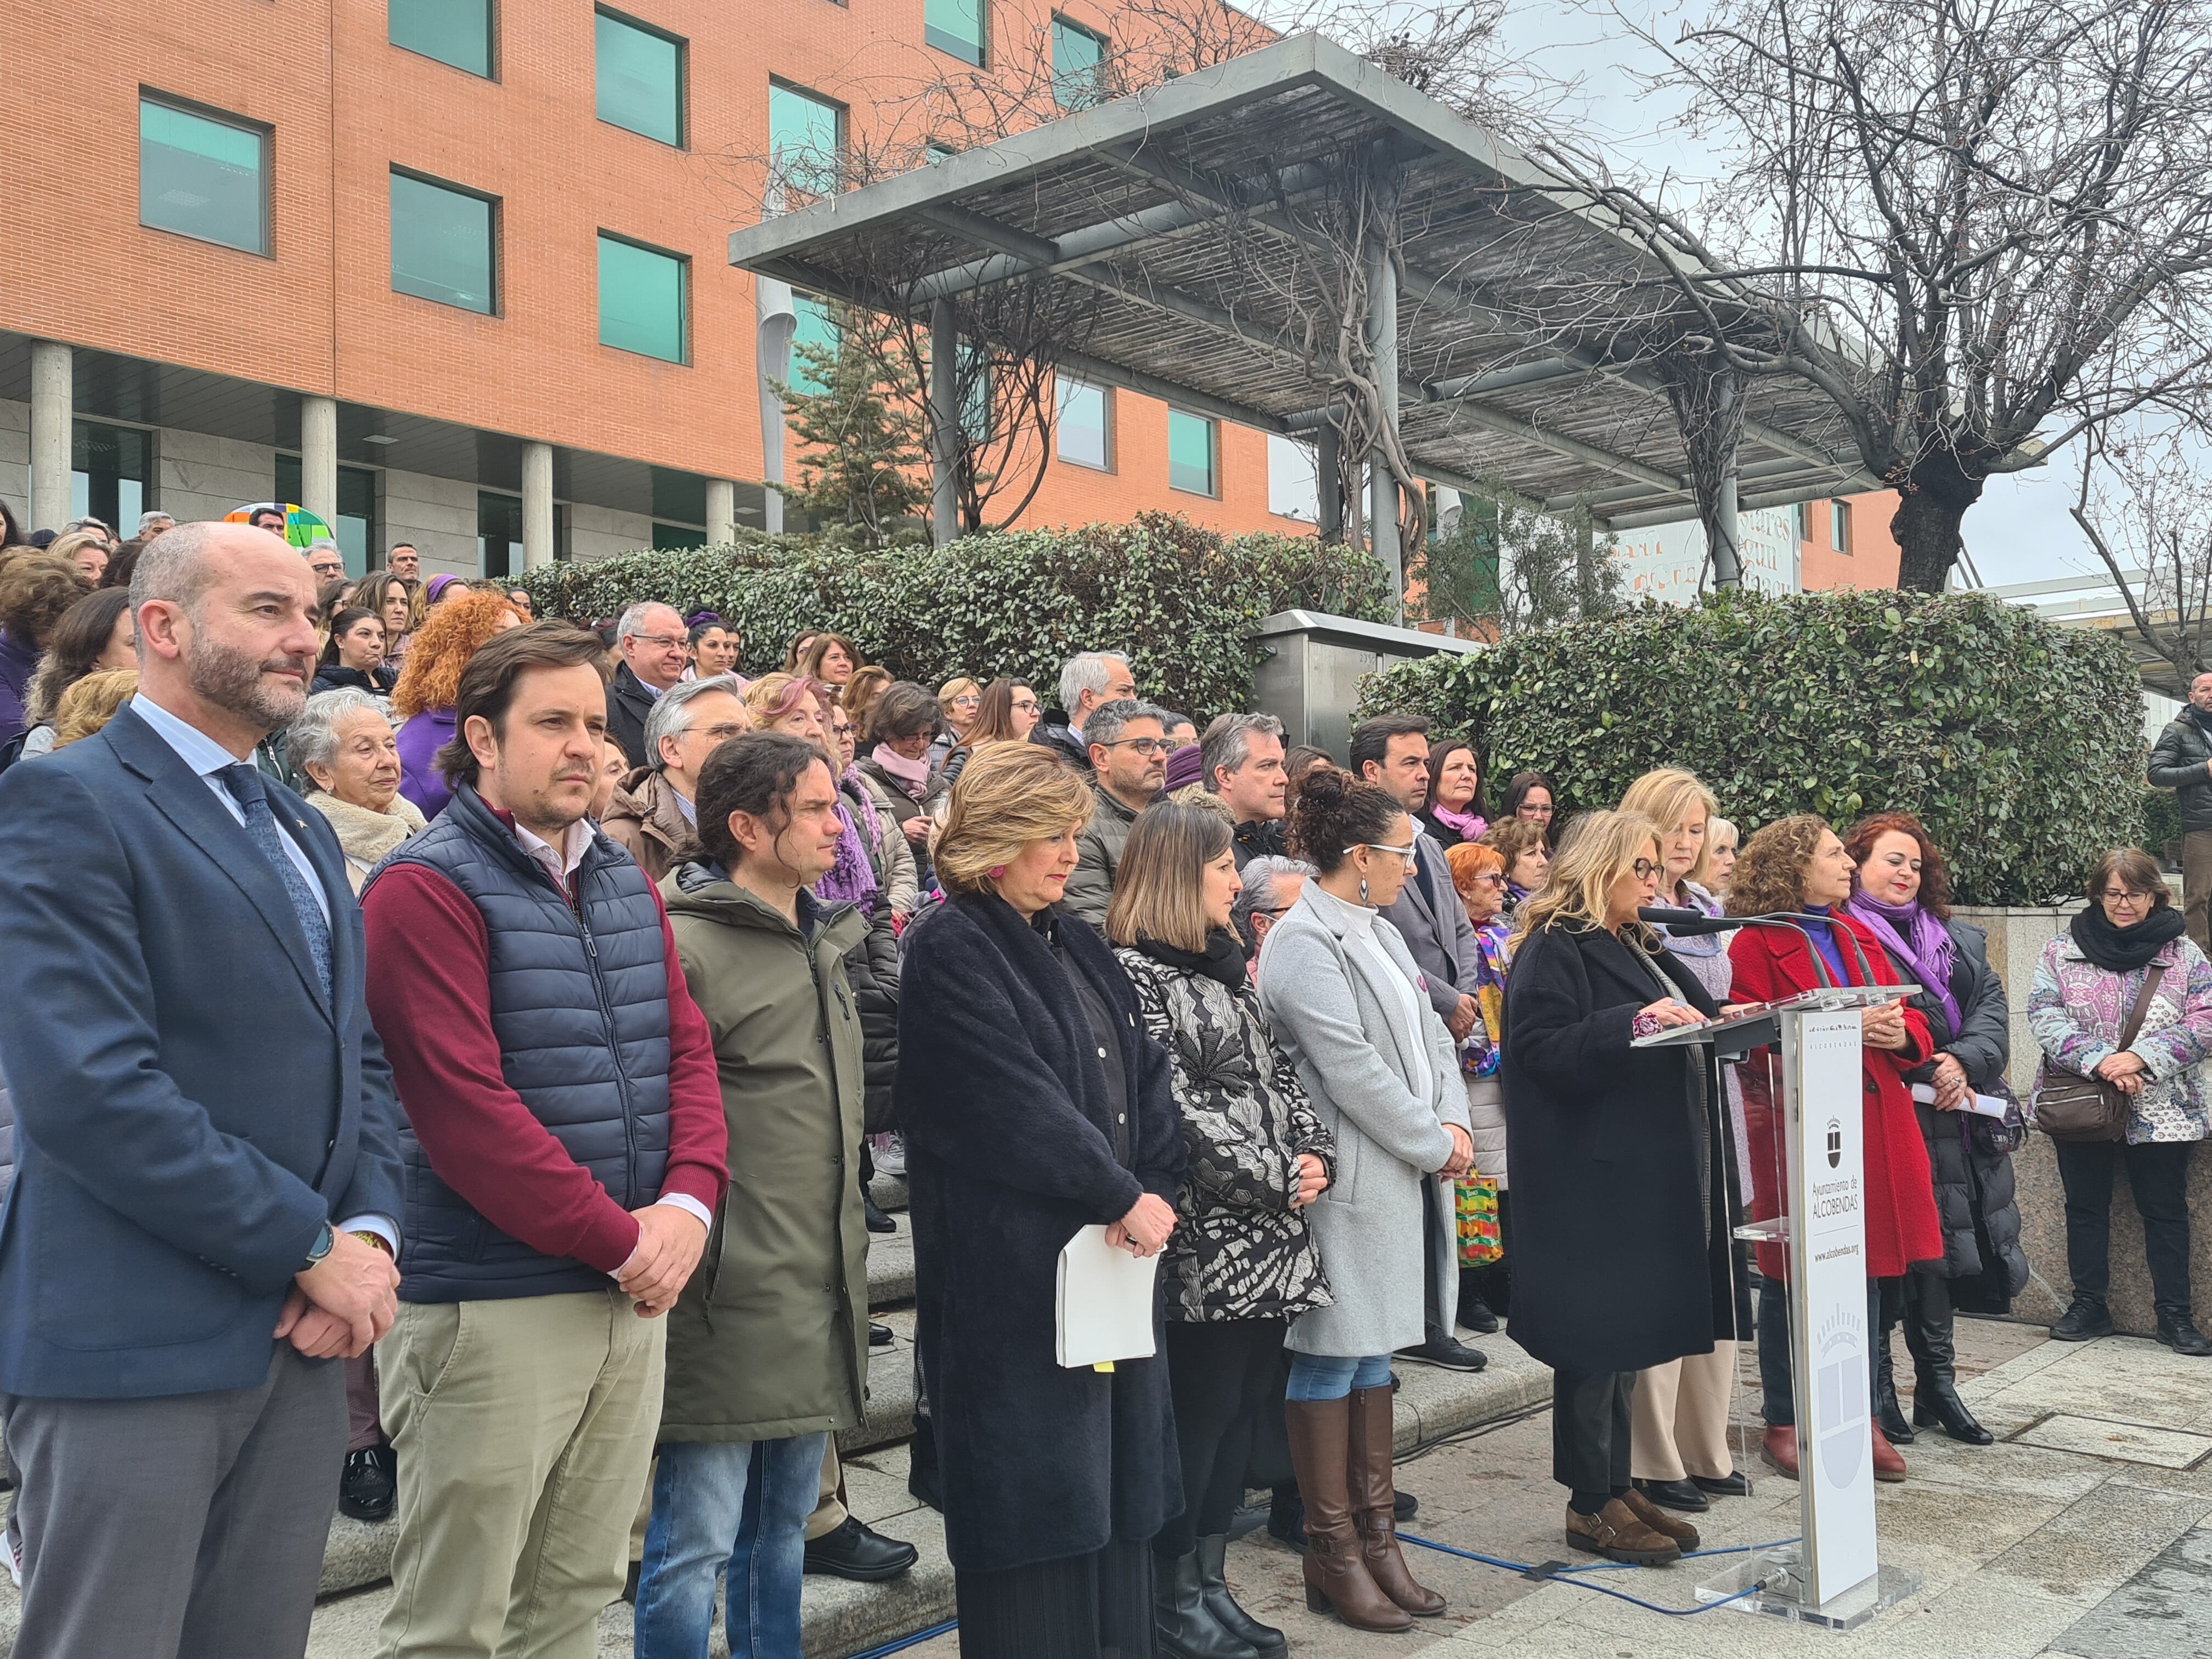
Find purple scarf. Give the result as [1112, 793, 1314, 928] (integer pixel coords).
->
[1430, 803, 1487, 841]
[1844, 889, 1960, 1037]
[815, 795, 881, 913]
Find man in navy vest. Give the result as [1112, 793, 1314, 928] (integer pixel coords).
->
[0, 520, 404, 1659]
[361, 624, 729, 1659]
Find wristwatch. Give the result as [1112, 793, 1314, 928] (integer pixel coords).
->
[303, 1221, 335, 1270]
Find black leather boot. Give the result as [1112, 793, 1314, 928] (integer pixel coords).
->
[1196, 1534, 1285, 1658]
[1905, 1276, 1993, 1444]
[1874, 1319, 1914, 1445]
[1154, 1547, 1262, 1659]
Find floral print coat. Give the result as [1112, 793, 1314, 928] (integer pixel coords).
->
[2028, 933, 2212, 1145]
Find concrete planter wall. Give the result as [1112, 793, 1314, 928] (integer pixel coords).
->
[1955, 903, 2212, 1336]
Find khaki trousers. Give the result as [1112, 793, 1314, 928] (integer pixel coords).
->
[377, 1289, 664, 1659]
[2185, 830, 2212, 955]
[1628, 1341, 1737, 1483]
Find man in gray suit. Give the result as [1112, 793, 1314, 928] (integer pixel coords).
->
[1351, 714, 1487, 1370]
[0, 522, 404, 1658]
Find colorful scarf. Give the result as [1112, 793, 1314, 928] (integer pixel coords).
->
[1429, 803, 1488, 842]
[871, 742, 933, 801]
[1844, 888, 1960, 1037]
[1459, 918, 1511, 1078]
[815, 794, 880, 913]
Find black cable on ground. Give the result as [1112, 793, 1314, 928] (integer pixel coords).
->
[1400, 1530, 1804, 1617]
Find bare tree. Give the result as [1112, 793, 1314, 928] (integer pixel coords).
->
[2070, 414, 2212, 685]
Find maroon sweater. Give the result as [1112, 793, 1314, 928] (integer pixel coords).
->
[364, 862, 728, 1277]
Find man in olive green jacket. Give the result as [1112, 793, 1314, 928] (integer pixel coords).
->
[634, 732, 877, 1653]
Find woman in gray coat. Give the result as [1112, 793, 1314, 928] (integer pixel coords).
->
[1259, 771, 1472, 1636]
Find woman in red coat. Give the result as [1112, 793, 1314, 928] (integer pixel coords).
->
[1726, 815, 1943, 1483]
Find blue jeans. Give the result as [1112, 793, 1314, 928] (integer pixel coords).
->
[1285, 1352, 1392, 1401]
[633, 1431, 829, 1659]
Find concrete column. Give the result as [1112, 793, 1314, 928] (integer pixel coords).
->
[28, 340, 72, 532]
[521, 442, 555, 570]
[300, 395, 338, 529]
[1316, 422, 1342, 541]
[929, 299, 959, 546]
[706, 478, 736, 546]
[1364, 230, 1402, 620]
[1711, 371, 1742, 589]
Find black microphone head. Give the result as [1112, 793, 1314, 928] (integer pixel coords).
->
[1638, 906, 1734, 934]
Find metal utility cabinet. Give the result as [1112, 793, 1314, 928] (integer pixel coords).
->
[1251, 610, 1485, 760]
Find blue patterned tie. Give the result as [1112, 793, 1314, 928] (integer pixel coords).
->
[221, 764, 334, 1005]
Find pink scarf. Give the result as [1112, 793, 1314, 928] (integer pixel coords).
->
[1430, 803, 1487, 841]
[871, 742, 933, 801]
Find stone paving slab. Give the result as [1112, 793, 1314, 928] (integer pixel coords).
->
[2015, 1413, 2212, 1471]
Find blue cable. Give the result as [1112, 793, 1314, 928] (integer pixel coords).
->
[843, 1617, 959, 1658]
[1400, 1530, 1805, 1617]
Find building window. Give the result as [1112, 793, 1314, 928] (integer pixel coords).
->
[789, 296, 837, 395]
[1266, 433, 1318, 521]
[925, 0, 985, 64]
[275, 455, 380, 576]
[1167, 409, 1216, 497]
[595, 9, 684, 146]
[768, 82, 844, 201]
[1052, 17, 1108, 107]
[390, 0, 493, 78]
[1831, 498, 1853, 554]
[138, 96, 269, 256]
[1056, 377, 1110, 470]
[72, 422, 153, 537]
[597, 233, 687, 363]
[652, 522, 707, 550]
[390, 171, 498, 314]
[1793, 501, 1808, 543]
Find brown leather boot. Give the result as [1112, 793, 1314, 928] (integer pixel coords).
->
[1564, 1498, 1683, 1566]
[1759, 1425, 1799, 1479]
[1871, 1423, 1908, 1483]
[1620, 1487, 1700, 1551]
[1284, 1397, 1412, 1632]
[1347, 1386, 1446, 1616]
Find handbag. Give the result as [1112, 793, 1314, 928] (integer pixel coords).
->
[2035, 965, 2164, 1143]
[1454, 1175, 1502, 1266]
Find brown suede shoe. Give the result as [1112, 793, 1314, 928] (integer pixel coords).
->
[1759, 1425, 1799, 1479]
[1564, 1499, 1683, 1566]
[1620, 1487, 1701, 1551]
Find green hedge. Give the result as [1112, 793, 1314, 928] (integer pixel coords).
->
[1357, 589, 2146, 906]
[517, 513, 1391, 723]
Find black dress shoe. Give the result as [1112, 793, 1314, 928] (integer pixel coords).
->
[1393, 1489, 1418, 1521]
[1691, 1471, 1752, 1498]
[2157, 1311, 2212, 1356]
[2052, 1297, 2114, 1341]
[1459, 1296, 1501, 1336]
[1266, 1485, 1305, 1551]
[338, 1445, 396, 1523]
[1394, 1329, 1487, 1372]
[1633, 1477, 1709, 1514]
[870, 1321, 894, 1346]
[863, 1194, 897, 1234]
[803, 1516, 919, 1581]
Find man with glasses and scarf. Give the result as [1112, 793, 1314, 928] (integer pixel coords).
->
[605, 602, 693, 771]
[1064, 698, 1171, 928]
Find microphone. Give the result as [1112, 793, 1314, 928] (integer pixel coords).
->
[1637, 907, 1839, 988]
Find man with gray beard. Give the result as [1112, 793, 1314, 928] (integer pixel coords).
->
[0, 521, 404, 1659]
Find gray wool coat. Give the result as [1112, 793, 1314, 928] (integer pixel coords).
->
[1258, 882, 1471, 1358]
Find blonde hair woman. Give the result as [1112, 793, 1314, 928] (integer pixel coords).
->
[49, 667, 138, 749]
[1500, 811, 1746, 1566]
[1613, 769, 1751, 1516]
[894, 744, 1187, 1659]
[933, 676, 982, 769]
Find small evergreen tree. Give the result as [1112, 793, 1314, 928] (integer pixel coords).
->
[771, 304, 929, 548]
[1410, 482, 1623, 635]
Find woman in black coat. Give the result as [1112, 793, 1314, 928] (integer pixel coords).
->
[1501, 811, 1750, 1567]
[1843, 815, 2027, 1448]
[895, 743, 1187, 1659]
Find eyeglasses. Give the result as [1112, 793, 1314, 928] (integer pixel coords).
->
[1104, 736, 1171, 756]
[695, 723, 749, 743]
[1632, 859, 1662, 879]
[631, 633, 689, 652]
[1471, 872, 1507, 887]
[2099, 888, 2154, 904]
[950, 695, 980, 709]
[1012, 697, 1041, 713]
[1346, 842, 1417, 860]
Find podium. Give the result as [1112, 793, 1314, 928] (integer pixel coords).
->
[1635, 985, 1922, 1628]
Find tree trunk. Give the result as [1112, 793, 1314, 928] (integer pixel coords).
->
[1890, 450, 1987, 592]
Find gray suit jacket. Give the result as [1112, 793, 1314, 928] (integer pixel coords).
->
[1380, 830, 1483, 1020]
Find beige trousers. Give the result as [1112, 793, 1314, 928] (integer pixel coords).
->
[1629, 1341, 1737, 1483]
[376, 1289, 664, 1659]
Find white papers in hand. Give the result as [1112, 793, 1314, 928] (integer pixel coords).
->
[1056, 1224, 1160, 1369]
[1967, 1093, 2012, 1119]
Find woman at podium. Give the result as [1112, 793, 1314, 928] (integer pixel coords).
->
[1500, 810, 1745, 1567]
[1725, 816, 1942, 1485]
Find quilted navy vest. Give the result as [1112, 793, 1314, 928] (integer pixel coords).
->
[368, 785, 673, 1302]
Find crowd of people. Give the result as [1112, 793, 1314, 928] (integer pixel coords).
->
[0, 512, 2206, 1659]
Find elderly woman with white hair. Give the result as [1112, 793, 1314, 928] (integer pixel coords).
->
[289, 687, 427, 892]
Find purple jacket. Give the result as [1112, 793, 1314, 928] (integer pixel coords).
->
[396, 708, 456, 819]
[0, 630, 38, 746]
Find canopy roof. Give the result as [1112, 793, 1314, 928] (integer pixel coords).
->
[727, 33, 1882, 529]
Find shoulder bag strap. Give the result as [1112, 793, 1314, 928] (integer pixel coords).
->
[2117, 964, 2168, 1052]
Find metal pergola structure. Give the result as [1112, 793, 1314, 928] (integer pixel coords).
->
[727, 33, 1881, 595]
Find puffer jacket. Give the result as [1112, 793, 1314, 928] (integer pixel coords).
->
[842, 774, 918, 919]
[847, 911, 902, 1133]
[1883, 919, 2027, 1295]
[2149, 708, 2212, 833]
[2029, 931, 2212, 1144]
[1113, 943, 1335, 1323]
[1065, 786, 1140, 928]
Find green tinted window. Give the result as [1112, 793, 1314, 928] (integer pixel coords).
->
[653, 522, 707, 550]
[390, 172, 496, 314]
[769, 83, 843, 199]
[790, 296, 837, 395]
[138, 99, 267, 254]
[1167, 409, 1216, 496]
[1056, 377, 1109, 469]
[596, 9, 682, 146]
[390, 0, 492, 77]
[1052, 18, 1107, 107]
[926, 0, 985, 64]
[598, 234, 687, 363]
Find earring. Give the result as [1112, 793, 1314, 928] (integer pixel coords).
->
[1358, 877, 1369, 905]
[988, 865, 1006, 879]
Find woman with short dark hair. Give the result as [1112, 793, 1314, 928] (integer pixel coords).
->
[1480, 819, 1550, 918]
[1419, 738, 1486, 848]
[1496, 770, 1559, 848]
[314, 607, 397, 697]
[798, 631, 859, 689]
[1108, 802, 1333, 1658]
[2028, 847, 2212, 1356]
